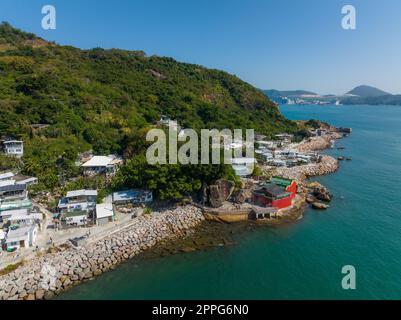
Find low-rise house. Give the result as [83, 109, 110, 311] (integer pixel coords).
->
[62, 211, 88, 227]
[81, 155, 123, 176]
[0, 199, 32, 212]
[112, 190, 153, 205]
[58, 189, 97, 213]
[96, 203, 114, 225]
[0, 172, 14, 181]
[5, 225, 38, 251]
[0, 208, 42, 226]
[0, 172, 38, 187]
[0, 183, 27, 203]
[13, 175, 38, 187]
[2, 140, 24, 158]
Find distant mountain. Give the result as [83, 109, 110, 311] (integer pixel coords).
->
[346, 85, 390, 97]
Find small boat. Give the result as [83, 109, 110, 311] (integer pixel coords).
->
[337, 156, 345, 161]
[346, 157, 352, 161]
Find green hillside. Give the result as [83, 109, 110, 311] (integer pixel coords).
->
[0, 23, 299, 193]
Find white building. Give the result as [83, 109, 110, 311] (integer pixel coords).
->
[96, 203, 114, 225]
[2, 140, 24, 158]
[0, 172, 14, 181]
[0, 172, 38, 188]
[81, 155, 122, 176]
[0, 208, 42, 226]
[62, 211, 88, 227]
[5, 225, 38, 250]
[58, 189, 97, 213]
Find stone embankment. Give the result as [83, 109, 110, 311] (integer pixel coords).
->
[0, 206, 204, 300]
[273, 155, 339, 181]
[296, 131, 342, 153]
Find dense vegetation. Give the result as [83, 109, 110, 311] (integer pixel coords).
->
[0, 23, 299, 198]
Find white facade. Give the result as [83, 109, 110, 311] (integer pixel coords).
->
[81, 155, 122, 176]
[3, 141, 24, 158]
[6, 225, 38, 250]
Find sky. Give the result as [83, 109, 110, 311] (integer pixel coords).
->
[1, 0, 401, 95]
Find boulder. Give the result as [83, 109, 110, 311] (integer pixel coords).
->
[233, 189, 252, 204]
[209, 179, 235, 208]
[35, 289, 45, 300]
[312, 202, 330, 210]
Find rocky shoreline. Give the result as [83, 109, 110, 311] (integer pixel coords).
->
[0, 206, 204, 300]
[0, 126, 349, 300]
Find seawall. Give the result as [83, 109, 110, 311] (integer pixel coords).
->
[0, 205, 204, 300]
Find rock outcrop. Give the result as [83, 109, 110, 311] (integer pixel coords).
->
[209, 179, 235, 208]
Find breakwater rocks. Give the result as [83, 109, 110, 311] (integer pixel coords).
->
[296, 132, 342, 153]
[272, 156, 339, 181]
[0, 206, 204, 300]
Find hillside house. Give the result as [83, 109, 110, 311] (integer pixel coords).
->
[5, 225, 38, 251]
[2, 140, 24, 158]
[0, 184, 27, 203]
[96, 203, 114, 225]
[58, 189, 97, 213]
[81, 155, 123, 176]
[112, 190, 153, 205]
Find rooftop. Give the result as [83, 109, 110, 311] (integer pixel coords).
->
[112, 189, 152, 202]
[96, 203, 114, 219]
[0, 172, 14, 180]
[66, 189, 98, 198]
[0, 208, 29, 217]
[254, 183, 291, 199]
[6, 225, 35, 243]
[0, 199, 33, 212]
[81, 156, 115, 167]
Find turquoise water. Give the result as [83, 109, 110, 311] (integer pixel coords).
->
[60, 105, 401, 300]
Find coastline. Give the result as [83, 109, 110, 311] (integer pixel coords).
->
[0, 206, 204, 300]
[0, 127, 347, 300]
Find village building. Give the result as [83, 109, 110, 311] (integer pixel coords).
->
[58, 189, 97, 213]
[0, 208, 41, 225]
[0, 199, 32, 212]
[13, 175, 38, 187]
[0, 183, 28, 203]
[0, 171, 38, 189]
[252, 178, 297, 209]
[112, 190, 153, 205]
[62, 211, 89, 227]
[1, 140, 24, 158]
[81, 155, 123, 176]
[5, 224, 38, 251]
[95, 203, 114, 225]
[250, 206, 278, 220]
[0, 172, 15, 181]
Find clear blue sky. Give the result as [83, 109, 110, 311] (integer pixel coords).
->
[1, 0, 401, 94]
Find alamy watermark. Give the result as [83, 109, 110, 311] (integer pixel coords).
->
[342, 5, 356, 30]
[41, 5, 56, 30]
[146, 125, 255, 173]
[341, 265, 356, 290]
